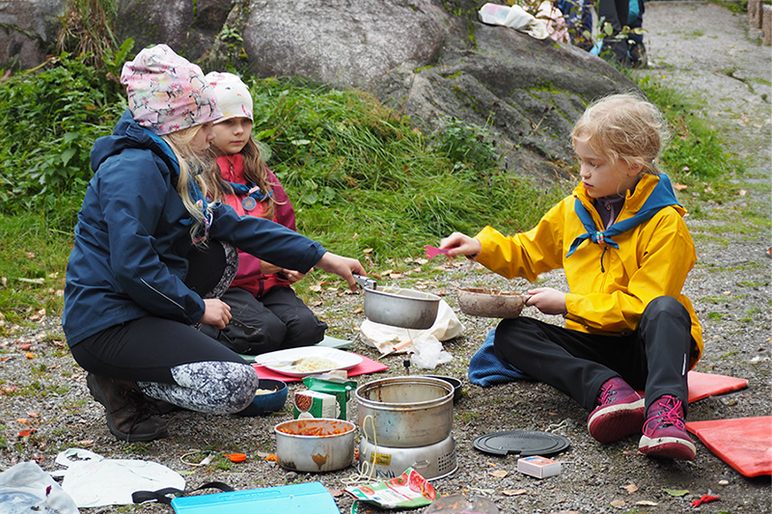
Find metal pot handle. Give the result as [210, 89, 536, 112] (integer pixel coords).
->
[353, 274, 377, 290]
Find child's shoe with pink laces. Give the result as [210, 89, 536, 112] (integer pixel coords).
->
[639, 395, 696, 460]
[587, 377, 645, 443]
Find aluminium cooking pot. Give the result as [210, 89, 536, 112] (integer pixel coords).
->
[356, 376, 454, 448]
[354, 274, 440, 330]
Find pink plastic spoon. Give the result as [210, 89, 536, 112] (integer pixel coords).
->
[425, 245, 454, 260]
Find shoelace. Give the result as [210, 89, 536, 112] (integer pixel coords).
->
[598, 382, 618, 406]
[647, 396, 685, 429]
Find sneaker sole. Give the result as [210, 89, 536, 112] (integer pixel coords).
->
[86, 374, 169, 442]
[587, 398, 645, 443]
[639, 435, 696, 460]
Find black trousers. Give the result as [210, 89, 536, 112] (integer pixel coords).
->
[493, 296, 695, 415]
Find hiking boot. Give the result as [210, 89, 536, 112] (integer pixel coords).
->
[639, 395, 696, 460]
[587, 377, 645, 443]
[86, 373, 168, 442]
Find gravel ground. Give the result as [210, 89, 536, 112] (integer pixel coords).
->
[1, 3, 770, 513]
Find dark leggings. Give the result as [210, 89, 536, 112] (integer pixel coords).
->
[493, 296, 696, 415]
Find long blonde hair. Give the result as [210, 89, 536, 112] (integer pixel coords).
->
[163, 125, 212, 242]
[572, 93, 669, 176]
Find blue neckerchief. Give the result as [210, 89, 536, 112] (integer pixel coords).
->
[144, 129, 212, 242]
[566, 174, 681, 258]
[226, 180, 274, 202]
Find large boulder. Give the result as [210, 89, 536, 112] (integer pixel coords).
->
[373, 23, 638, 185]
[0, 0, 62, 70]
[241, 0, 457, 90]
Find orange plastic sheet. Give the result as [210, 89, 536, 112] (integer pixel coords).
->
[686, 417, 772, 477]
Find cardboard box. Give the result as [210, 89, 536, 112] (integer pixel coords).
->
[293, 390, 340, 420]
[517, 455, 561, 479]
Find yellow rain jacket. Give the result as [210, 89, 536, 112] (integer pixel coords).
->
[474, 173, 703, 368]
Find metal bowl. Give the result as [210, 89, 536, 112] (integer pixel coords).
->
[456, 287, 527, 319]
[274, 418, 356, 472]
[236, 379, 288, 417]
[363, 286, 441, 329]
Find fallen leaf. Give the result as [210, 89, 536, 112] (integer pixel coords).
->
[16, 418, 29, 424]
[486, 462, 497, 467]
[662, 488, 689, 497]
[327, 488, 345, 497]
[18, 429, 37, 437]
[623, 483, 639, 494]
[674, 182, 689, 191]
[489, 469, 508, 478]
[635, 500, 658, 506]
[718, 480, 729, 486]
[362, 248, 373, 254]
[502, 489, 527, 496]
[737, 189, 747, 196]
[610, 499, 625, 507]
[25, 352, 35, 359]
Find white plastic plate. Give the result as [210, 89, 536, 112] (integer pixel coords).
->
[254, 347, 362, 377]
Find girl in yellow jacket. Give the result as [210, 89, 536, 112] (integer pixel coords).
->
[440, 93, 702, 461]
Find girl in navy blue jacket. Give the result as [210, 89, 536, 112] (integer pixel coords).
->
[62, 44, 365, 442]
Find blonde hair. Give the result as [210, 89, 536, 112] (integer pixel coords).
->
[162, 125, 212, 242]
[205, 133, 278, 220]
[572, 93, 669, 175]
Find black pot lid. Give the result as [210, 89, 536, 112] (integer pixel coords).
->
[473, 430, 571, 457]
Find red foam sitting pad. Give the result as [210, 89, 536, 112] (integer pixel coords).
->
[686, 370, 748, 403]
[686, 417, 772, 477]
[636, 371, 748, 403]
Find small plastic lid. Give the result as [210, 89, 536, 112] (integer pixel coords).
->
[226, 453, 247, 463]
[473, 430, 570, 457]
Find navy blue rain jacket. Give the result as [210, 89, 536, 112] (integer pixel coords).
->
[62, 111, 325, 347]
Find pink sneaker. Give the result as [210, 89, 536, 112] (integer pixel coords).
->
[639, 395, 696, 460]
[587, 377, 645, 443]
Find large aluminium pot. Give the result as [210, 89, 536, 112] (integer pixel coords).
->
[355, 376, 454, 448]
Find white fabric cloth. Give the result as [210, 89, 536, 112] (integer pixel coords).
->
[0, 461, 79, 514]
[52, 449, 185, 508]
[360, 299, 464, 365]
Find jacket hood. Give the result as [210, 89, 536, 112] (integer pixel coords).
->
[91, 110, 180, 183]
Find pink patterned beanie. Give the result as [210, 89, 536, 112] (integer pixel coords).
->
[205, 72, 253, 123]
[121, 44, 222, 135]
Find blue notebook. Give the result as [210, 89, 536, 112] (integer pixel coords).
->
[171, 482, 341, 514]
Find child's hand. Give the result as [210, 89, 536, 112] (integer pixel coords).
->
[200, 298, 232, 329]
[526, 287, 567, 316]
[315, 252, 366, 292]
[439, 232, 482, 259]
[279, 268, 308, 283]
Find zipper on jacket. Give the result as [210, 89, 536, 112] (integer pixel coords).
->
[600, 246, 608, 273]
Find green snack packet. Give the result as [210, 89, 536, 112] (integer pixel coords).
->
[302, 375, 357, 420]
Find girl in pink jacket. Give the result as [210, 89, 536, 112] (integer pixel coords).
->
[201, 72, 327, 355]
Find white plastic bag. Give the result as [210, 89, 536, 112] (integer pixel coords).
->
[410, 334, 453, 369]
[52, 448, 185, 508]
[0, 461, 79, 514]
[360, 299, 464, 356]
